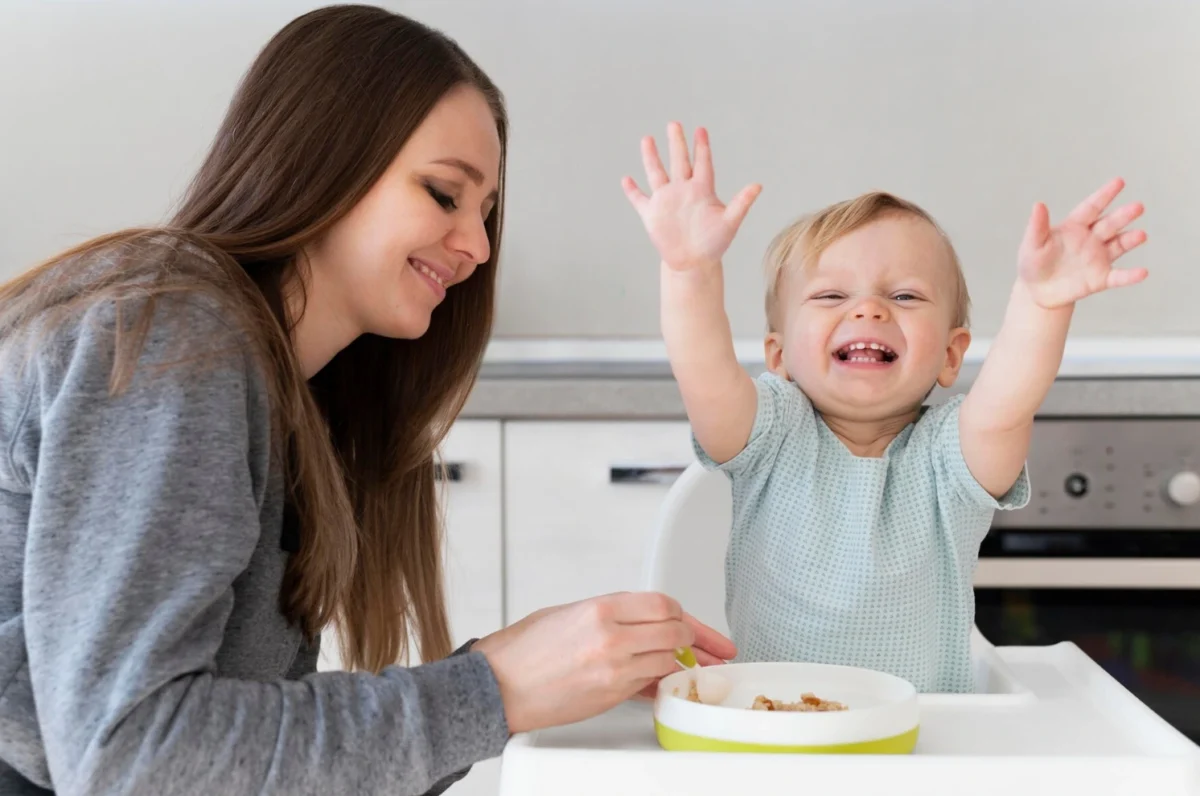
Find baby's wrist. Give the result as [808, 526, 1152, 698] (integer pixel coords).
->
[661, 256, 723, 275]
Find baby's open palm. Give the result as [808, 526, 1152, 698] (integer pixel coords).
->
[622, 123, 761, 271]
[1018, 178, 1149, 308]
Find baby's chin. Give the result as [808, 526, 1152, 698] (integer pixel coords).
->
[800, 374, 933, 424]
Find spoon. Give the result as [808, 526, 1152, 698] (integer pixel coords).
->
[675, 647, 733, 705]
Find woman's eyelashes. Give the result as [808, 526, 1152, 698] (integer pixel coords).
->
[425, 182, 458, 211]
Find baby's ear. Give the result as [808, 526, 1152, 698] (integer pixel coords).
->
[937, 327, 972, 388]
[764, 333, 790, 380]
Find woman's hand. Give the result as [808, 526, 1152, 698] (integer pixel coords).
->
[473, 592, 736, 734]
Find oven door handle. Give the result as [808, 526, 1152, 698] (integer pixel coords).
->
[974, 559, 1200, 589]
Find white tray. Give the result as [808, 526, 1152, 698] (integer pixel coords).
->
[498, 642, 1200, 796]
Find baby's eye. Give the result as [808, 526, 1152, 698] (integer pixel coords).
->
[893, 293, 919, 301]
[812, 293, 845, 301]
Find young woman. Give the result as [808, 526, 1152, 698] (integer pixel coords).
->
[0, 6, 733, 795]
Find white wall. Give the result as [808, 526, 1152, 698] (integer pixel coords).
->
[2, 0, 1198, 338]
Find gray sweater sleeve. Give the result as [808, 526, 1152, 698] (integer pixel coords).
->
[19, 298, 510, 795]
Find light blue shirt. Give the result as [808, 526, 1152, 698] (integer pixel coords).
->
[695, 372, 1030, 692]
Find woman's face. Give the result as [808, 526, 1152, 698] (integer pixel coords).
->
[300, 84, 501, 367]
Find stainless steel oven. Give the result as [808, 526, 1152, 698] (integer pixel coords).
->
[973, 416, 1200, 743]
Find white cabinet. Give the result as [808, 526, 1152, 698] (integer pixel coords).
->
[438, 420, 505, 649]
[502, 421, 695, 622]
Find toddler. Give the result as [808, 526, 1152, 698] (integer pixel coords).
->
[622, 123, 1148, 692]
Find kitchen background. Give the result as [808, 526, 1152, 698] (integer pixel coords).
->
[3, 2, 1199, 794]
[4, 0, 1200, 336]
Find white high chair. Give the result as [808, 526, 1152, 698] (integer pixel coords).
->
[639, 461, 1023, 697]
[502, 473, 1197, 796]
[640, 462, 731, 638]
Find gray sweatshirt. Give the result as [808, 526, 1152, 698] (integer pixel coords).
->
[0, 287, 510, 794]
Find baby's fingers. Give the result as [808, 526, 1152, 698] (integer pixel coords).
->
[1092, 202, 1144, 242]
[641, 135, 669, 190]
[1106, 229, 1148, 262]
[1106, 265, 1149, 290]
[723, 183, 763, 229]
[621, 176, 649, 212]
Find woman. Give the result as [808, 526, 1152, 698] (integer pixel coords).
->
[0, 6, 734, 795]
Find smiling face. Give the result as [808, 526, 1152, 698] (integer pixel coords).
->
[766, 212, 971, 422]
[302, 84, 502, 349]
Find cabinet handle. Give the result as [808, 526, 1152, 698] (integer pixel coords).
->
[435, 462, 464, 482]
[609, 465, 688, 485]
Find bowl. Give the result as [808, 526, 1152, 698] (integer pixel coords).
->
[654, 661, 919, 754]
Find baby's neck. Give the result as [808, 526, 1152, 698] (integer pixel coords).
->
[820, 408, 922, 458]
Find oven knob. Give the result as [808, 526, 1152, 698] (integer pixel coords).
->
[1166, 471, 1200, 506]
[1064, 473, 1089, 498]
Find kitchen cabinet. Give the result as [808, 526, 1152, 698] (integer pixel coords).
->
[502, 421, 695, 622]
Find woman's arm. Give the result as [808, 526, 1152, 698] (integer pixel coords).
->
[22, 297, 507, 796]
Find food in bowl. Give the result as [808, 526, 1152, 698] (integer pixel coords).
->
[680, 679, 848, 711]
[751, 693, 847, 712]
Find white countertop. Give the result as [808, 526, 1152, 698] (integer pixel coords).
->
[484, 336, 1200, 378]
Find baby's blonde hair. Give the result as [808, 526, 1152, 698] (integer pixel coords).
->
[763, 191, 970, 332]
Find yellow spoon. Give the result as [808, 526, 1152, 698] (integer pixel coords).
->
[675, 647, 733, 704]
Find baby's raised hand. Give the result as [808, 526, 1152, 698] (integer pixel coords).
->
[622, 123, 761, 272]
[1017, 177, 1148, 309]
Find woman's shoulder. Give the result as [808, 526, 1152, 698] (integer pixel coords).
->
[0, 236, 279, 490]
[4, 235, 266, 379]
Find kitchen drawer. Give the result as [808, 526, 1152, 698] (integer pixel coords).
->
[503, 420, 695, 622]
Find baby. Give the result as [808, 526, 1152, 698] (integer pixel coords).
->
[622, 123, 1148, 692]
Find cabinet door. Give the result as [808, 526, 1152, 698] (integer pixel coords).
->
[437, 419, 505, 649]
[503, 421, 695, 622]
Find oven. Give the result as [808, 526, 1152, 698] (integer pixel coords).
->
[973, 416, 1200, 743]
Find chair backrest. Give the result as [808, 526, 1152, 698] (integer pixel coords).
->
[641, 465, 1000, 685]
[641, 462, 733, 638]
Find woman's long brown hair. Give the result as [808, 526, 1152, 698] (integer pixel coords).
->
[0, 5, 507, 671]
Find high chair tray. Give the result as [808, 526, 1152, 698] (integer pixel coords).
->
[498, 643, 1200, 796]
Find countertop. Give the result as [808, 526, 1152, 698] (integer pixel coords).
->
[463, 337, 1200, 419]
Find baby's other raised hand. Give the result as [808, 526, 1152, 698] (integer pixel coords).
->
[622, 122, 761, 272]
[1017, 177, 1149, 309]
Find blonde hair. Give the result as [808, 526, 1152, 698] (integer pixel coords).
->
[763, 191, 970, 332]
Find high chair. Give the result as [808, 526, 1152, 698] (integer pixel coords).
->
[500, 462, 1200, 795]
[640, 461, 731, 638]
[639, 461, 1024, 697]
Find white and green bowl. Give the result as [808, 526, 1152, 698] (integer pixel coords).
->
[654, 661, 919, 754]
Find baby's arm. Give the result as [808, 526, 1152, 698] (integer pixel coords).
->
[623, 123, 762, 464]
[960, 178, 1147, 497]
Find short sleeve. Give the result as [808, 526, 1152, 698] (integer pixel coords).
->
[925, 394, 1032, 511]
[691, 372, 815, 478]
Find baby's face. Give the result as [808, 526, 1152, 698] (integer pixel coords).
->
[767, 214, 970, 421]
